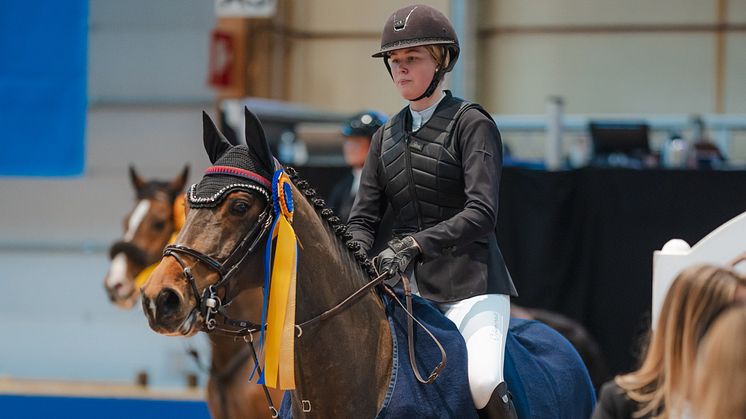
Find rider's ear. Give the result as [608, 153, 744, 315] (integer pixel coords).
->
[129, 165, 145, 192]
[202, 111, 232, 164]
[169, 165, 189, 194]
[244, 106, 275, 175]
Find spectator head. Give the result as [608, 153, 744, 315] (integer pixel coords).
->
[341, 110, 387, 168]
[616, 264, 744, 418]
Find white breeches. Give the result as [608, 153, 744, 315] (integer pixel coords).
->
[437, 294, 510, 409]
[409, 274, 510, 409]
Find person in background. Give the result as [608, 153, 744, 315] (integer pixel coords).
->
[690, 304, 746, 419]
[687, 115, 725, 169]
[591, 264, 746, 419]
[328, 110, 387, 222]
[347, 4, 518, 417]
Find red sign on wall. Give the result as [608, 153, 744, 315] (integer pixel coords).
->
[208, 30, 235, 88]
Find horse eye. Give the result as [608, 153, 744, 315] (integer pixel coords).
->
[151, 220, 166, 231]
[230, 200, 250, 215]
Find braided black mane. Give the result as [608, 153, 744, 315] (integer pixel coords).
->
[284, 166, 377, 278]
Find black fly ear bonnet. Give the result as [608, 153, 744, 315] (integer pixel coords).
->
[188, 109, 274, 208]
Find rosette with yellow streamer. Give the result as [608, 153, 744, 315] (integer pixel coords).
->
[134, 193, 186, 288]
[258, 170, 299, 389]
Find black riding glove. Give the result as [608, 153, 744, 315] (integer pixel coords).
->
[377, 236, 421, 277]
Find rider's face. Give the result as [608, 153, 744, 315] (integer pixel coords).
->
[388, 47, 438, 101]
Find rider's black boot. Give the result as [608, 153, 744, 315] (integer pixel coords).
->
[477, 382, 518, 419]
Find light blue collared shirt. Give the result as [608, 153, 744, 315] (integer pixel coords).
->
[409, 91, 446, 132]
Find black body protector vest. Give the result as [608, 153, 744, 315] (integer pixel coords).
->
[379, 94, 490, 236]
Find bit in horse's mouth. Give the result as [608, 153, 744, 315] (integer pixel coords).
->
[178, 309, 201, 336]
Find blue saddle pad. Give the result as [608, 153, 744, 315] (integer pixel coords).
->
[279, 289, 475, 419]
[374, 290, 477, 419]
[279, 292, 596, 419]
[505, 318, 596, 419]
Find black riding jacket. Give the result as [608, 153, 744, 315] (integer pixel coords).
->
[347, 91, 517, 302]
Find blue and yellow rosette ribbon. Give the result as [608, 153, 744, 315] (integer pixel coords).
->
[258, 169, 299, 389]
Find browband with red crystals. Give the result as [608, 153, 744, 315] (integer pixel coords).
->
[205, 165, 272, 189]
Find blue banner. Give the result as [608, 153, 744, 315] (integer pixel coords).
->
[0, 395, 210, 419]
[0, 0, 88, 176]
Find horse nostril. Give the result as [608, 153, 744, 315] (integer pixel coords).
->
[156, 288, 182, 316]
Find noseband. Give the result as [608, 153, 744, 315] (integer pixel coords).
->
[163, 205, 273, 335]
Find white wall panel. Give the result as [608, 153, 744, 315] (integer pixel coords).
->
[482, 0, 716, 26]
[728, 0, 746, 23]
[481, 33, 715, 114]
[725, 33, 746, 113]
[88, 0, 215, 103]
[288, 38, 407, 114]
[291, 0, 449, 32]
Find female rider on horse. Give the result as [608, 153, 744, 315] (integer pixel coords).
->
[346, 4, 518, 417]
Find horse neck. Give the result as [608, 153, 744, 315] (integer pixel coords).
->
[288, 189, 392, 418]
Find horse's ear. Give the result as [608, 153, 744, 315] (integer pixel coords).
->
[203, 111, 232, 164]
[129, 165, 145, 192]
[244, 106, 275, 174]
[169, 165, 189, 194]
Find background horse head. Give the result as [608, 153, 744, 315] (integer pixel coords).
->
[104, 165, 188, 309]
[142, 108, 392, 418]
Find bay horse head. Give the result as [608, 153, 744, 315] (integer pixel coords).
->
[104, 165, 189, 309]
[142, 108, 392, 418]
[141, 109, 278, 336]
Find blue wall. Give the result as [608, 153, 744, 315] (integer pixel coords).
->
[0, 0, 87, 176]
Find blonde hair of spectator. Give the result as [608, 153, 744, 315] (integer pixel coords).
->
[691, 304, 746, 419]
[614, 264, 743, 419]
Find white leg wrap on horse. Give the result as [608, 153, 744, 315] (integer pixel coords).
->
[439, 294, 510, 410]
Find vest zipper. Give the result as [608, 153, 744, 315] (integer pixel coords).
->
[404, 133, 424, 231]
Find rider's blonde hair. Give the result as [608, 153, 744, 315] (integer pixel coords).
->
[424, 45, 450, 72]
[615, 264, 742, 419]
[691, 304, 746, 419]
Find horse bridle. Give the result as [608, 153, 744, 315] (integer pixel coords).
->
[162, 203, 273, 335]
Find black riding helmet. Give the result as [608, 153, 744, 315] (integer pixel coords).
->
[372, 4, 460, 101]
[341, 110, 388, 138]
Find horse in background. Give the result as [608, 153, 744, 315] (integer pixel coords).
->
[141, 108, 595, 418]
[103, 164, 282, 419]
[104, 165, 188, 308]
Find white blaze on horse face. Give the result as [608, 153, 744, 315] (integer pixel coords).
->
[124, 199, 151, 241]
[148, 296, 158, 321]
[106, 253, 130, 290]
